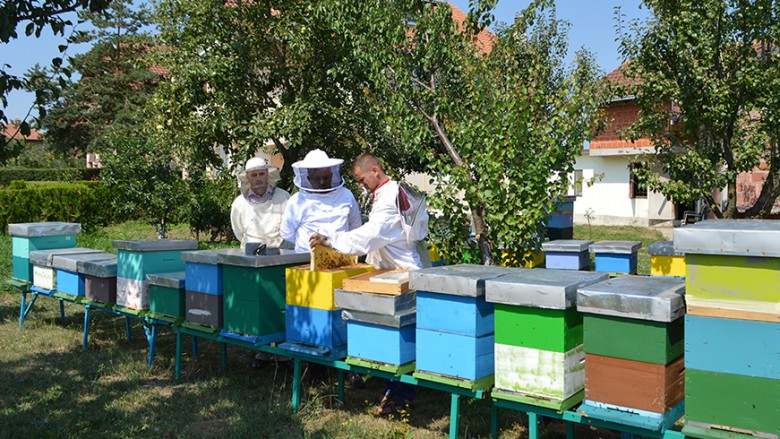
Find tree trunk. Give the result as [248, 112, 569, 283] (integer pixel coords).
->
[723, 179, 738, 219]
[470, 205, 493, 265]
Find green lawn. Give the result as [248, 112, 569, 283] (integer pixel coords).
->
[0, 222, 663, 438]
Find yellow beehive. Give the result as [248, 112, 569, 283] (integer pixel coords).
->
[286, 264, 375, 310]
[648, 241, 685, 277]
[650, 255, 685, 277]
[501, 250, 545, 268]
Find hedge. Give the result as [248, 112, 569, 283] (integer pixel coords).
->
[0, 181, 117, 233]
[0, 168, 101, 186]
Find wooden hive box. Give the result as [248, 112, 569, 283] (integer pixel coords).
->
[675, 219, 780, 322]
[147, 271, 186, 319]
[415, 328, 494, 381]
[285, 264, 374, 310]
[9, 222, 81, 282]
[486, 269, 607, 408]
[51, 252, 114, 298]
[285, 304, 346, 349]
[542, 240, 592, 271]
[585, 353, 684, 414]
[214, 248, 309, 340]
[648, 241, 685, 277]
[347, 320, 415, 366]
[81, 257, 118, 304]
[589, 241, 642, 274]
[185, 290, 223, 328]
[183, 256, 223, 296]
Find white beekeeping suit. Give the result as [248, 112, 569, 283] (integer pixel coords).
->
[280, 149, 362, 253]
[230, 157, 290, 249]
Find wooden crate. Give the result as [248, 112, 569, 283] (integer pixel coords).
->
[584, 314, 684, 364]
[285, 264, 374, 310]
[495, 343, 585, 402]
[341, 269, 411, 295]
[585, 353, 684, 414]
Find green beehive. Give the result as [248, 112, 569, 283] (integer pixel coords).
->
[147, 272, 186, 320]
[583, 314, 684, 364]
[216, 249, 309, 339]
[495, 304, 582, 353]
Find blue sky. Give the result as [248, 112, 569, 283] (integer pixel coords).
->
[0, 0, 649, 123]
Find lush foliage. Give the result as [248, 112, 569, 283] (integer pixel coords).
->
[100, 131, 186, 239]
[0, 167, 100, 186]
[187, 168, 236, 242]
[35, 0, 159, 158]
[0, 180, 115, 232]
[150, 0, 423, 189]
[333, 0, 605, 265]
[0, 0, 111, 134]
[618, 0, 780, 218]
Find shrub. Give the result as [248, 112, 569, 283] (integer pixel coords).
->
[0, 168, 101, 186]
[0, 181, 117, 233]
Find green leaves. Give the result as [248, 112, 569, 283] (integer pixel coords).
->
[619, 0, 780, 218]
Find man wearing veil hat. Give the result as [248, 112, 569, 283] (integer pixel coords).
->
[230, 156, 290, 249]
[280, 149, 362, 253]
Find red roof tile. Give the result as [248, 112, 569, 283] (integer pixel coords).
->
[1, 122, 43, 141]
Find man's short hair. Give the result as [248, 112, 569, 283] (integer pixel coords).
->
[353, 153, 383, 172]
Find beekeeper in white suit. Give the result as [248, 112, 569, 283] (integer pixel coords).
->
[230, 157, 290, 249]
[309, 152, 427, 271]
[280, 149, 362, 253]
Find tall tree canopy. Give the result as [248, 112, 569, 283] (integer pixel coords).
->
[618, 0, 780, 218]
[1, 0, 112, 138]
[37, 0, 158, 157]
[332, 0, 605, 264]
[150, 0, 413, 188]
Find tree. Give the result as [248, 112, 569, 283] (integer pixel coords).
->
[1, 0, 112, 138]
[618, 0, 780, 218]
[334, 0, 605, 265]
[150, 0, 418, 189]
[100, 128, 187, 239]
[37, 0, 158, 158]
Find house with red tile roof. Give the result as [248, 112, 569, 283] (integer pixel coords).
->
[569, 62, 680, 226]
[1, 122, 44, 144]
[570, 61, 779, 226]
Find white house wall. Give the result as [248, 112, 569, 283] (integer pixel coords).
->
[572, 154, 674, 226]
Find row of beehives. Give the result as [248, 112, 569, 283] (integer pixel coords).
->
[8, 220, 779, 437]
[338, 220, 778, 436]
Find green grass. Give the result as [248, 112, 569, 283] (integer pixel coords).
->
[573, 224, 667, 275]
[0, 222, 657, 438]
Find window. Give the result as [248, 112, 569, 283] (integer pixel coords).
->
[629, 162, 648, 199]
[573, 169, 583, 197]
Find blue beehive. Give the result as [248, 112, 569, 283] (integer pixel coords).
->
[8, 222, 81, 282]
[542, 240, 592, 270]
[285, 304, 347, 349]
[410, 264, 516, 381]
[347, 319, 416, 365]
[182, 251, 223, 295]
[51, 252, 114, 297]
[590, 241, 642, 274]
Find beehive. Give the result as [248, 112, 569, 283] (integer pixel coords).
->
[486, 269, 607, 409]
[542, 240, 592, 271]
[647, 241, 685, 277]
[577, 275, 686, 429]
[9, 222, 80, 282]
[589, 241, 642, 274]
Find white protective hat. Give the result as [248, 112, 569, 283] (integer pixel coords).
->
[292, 149, 345, 192]
[237, 156, 281, 190]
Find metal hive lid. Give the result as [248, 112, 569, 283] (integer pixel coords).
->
[577, 275, 685, 322]
[408, 264, 520, 297]
[589, 240, 642, 254]
[8, 222, 81, 237]
[485, 269, 609, 309]
[542, 239, 592, 252]
[674, 219, 780, 257]
[112, 239, 198, 252]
